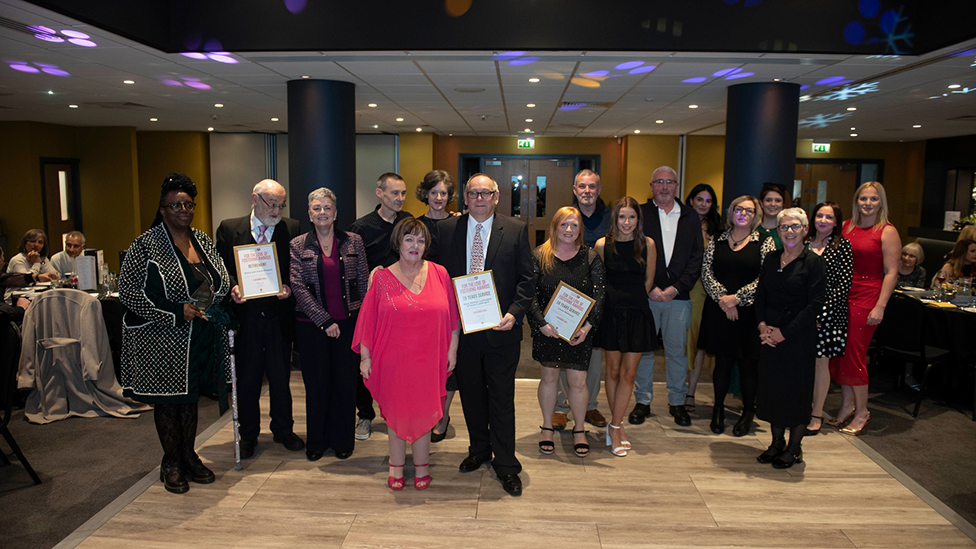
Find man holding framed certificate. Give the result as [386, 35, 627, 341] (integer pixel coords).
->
[215, 179, 304, 459]
[429, 173, 535, 497]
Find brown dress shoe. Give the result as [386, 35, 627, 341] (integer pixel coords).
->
[552, 412, 568, 431]
[585, 409, 607, 428]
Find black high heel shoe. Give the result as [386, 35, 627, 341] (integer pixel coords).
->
[732, 410, 754, 437]
[804, 415, 824, 437]
[572, 429, 589, 458]
[710, 405, 725, 434]
[757, 438, 786, 464]
[539, 426, 555, 455]
[431, 416, 450, 443]
[772, 448, 803, 469]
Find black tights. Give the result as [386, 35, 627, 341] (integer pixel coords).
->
[153, 402, 200, 468]
[712, 355, 758, 412]
[770, 424, 805, 455]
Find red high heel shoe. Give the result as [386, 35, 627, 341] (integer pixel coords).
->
[413, 463, 431, 490]
[388, 463, 405, 491]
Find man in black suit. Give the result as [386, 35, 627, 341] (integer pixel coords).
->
[215, 179, 304, 458]
[629, 166, 704, 427]
[430, 173, 535, 497]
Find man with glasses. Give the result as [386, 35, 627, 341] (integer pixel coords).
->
[630, 167, 704, 427]
[215, 179, 304, 459]
[429, 173, 535, 497]
[349, 172, 413, 440]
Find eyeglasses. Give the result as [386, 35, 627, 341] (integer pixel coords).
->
[466, 190, 497, 200]
[652, 179, 678, 186]
[258, 194, 287, 211]
[164, 202, 196, 211]
[310, 204, 334, 213]
[779, 223, 804, 232]
[733, 207, 756, 216]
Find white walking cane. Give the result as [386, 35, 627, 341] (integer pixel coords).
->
[229, 330, 242, 471]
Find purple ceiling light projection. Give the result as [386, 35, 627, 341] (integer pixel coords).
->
[161, 76, 212, 89]
[29, 26, 97, 47]
[179, 51, 239, 64]
[8, 61, 70, 76]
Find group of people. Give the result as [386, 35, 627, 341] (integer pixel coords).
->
[25, 163, 917, 496]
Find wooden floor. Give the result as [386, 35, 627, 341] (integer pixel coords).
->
[77, 379, 975, 548]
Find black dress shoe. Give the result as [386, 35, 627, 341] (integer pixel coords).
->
[459, 454, 490, 473]
[732, 411, 754, 437]
[710, 406, 725, 434]
[431, 417, 450, 443]
[274, 432, 306, 451]
[160, 464, 189, 494]
[628, 403, 650, 425]
[306, 450, 324, 462]
[772, 448, 803, 469]
[670, 405, 692, 426]
[184, 458, 215, 484]
[240, 439, 256, 459]
[756, 438, 786, 464]
[499, 473, 522, 496]
[335, 449, 353, 460]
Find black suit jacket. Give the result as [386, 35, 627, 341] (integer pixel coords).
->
[640, 199, 703, 300]
[215, 215, 301, 341]
[430, 213, 535, 347]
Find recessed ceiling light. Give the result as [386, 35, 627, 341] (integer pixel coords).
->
[415, 127, 422, 132]
[448, 133, 453, 136]
[396, 117, 404, 122]
[847, 107, 857, 111]
[123, 80, 135, 85]
[368, 103, 378, 108]
[689, 104, 699, 109]
[68, 104, 78, 108]
[655, 120, 664, 124]
[526, 103, 536, 108]
[214, 103, 224, 108]
[271, 117, 279, 122]
[524, 128, 531, 132]
[913, 124, 921, 128]
[149, 117, 158, 121]
[301, 75, 310, 79]
[525, 118, 533, 123]
[851, 127, 856, 130]
[773, 78, 781, 82]
[528, 78, 540, 83]
[850, 133, 858, 137]
[948, 84, 961, 89]
[634, 129, 641, 133]
[207, 127, 214, 131]
[47, 90, 54, 95]
[373, 125, 379, 128]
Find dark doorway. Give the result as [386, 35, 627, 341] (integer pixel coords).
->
[39, 158, 82, 254]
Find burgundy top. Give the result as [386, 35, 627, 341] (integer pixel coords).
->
[320, 236, 348, 320]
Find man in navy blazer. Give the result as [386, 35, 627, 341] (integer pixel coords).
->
[215, 179, 304, 458]
[430, 173, 535, 497]
[630, 166, 704, 427]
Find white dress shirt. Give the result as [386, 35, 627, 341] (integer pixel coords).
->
[250, 212, 276, 243]
[657, 201, 681, 267]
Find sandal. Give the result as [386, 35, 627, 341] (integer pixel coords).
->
[572, 429, 589, 458]
[388, 463, 405, 491]
[605, 423, 628, 457]
[413, 463, 431, 490]
[539, 426, 555, 455]
[827, 407, 855, 428]
[684, 395, 696, 413]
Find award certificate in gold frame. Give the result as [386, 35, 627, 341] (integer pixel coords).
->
[233, 243, 282, 299]
[452, 270, 503, 334]
[543, 281, 596, 342]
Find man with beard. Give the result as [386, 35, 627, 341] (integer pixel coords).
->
[216, 179, 304, 458]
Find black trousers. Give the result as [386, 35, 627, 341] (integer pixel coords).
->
[454, 331, 522, 476]
[296, 318, 357, 453]
[356, 375, 375, 420]
[236, 312, 294, 441]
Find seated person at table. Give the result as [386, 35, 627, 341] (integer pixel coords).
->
[0, 245, 33, 321]
[50, 230, 86, 278]
[896, 242, 926, 289]
[932, 238, 976, 285]
[7, 229, 57, 277]
[2, 242, 58, 302]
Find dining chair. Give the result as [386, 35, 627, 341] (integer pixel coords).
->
[0, 320, 41, 484]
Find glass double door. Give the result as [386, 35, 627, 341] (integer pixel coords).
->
[482, 157, 576, 247]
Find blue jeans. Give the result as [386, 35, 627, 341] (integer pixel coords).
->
[633, 299, 691, 407]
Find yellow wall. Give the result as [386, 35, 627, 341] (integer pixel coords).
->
[136, 132, 212, 234]
[795, 139, 926, 242]
[685, 135, 727, 207]
[397, 133, 435, 217]
[621, 135, 680, 201]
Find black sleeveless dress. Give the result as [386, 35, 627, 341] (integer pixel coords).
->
[596, 240, 655, 353]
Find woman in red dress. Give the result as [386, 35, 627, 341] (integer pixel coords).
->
[828, 182, 901, 435]
[353, 217, 460, 490]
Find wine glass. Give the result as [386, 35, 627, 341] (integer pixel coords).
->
[935, 271, 947, 301]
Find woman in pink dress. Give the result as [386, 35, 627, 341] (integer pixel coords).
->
[828, 182, 901, 436]
[353, 217, 460, 490]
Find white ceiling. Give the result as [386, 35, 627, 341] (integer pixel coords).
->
[1, 0, 975, 142]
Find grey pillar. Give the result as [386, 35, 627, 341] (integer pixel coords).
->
[722, 82, 800, 210]
[287, 79, 357, 232]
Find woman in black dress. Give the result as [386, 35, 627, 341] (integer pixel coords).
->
[528, 206, 605, 458]
[595, 197, 655, 457]
[700, 195, 775, 436]
[755, 208, 826, 468]
[804, 201, 852, 436]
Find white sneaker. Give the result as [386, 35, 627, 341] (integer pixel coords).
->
[355, 418, 372, 440]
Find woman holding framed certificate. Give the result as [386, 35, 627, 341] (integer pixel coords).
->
[527, 207, 605, 458]
[594, 197, 656, 457]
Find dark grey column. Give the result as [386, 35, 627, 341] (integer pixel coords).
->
[721, 82, 800, 211]
[287, 79, 357, 232]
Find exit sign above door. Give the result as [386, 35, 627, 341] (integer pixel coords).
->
[812, 143, 830, 153]
[517, 138, 535, 149]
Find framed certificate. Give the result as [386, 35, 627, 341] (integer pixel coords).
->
[452, 270, 503, 334]
[233, 243, 283, 299]
[543, 281, 596, 342]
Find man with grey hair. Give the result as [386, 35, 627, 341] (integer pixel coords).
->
[631, 166, 703, 427]
[216, 179, 304, 458]
[50, 230, 86, 277]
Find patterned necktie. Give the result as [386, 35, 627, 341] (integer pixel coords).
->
[256, 224, 268, 244]
[470, 223, 484, 273]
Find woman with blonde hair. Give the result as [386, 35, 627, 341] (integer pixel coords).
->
[528, 206, 605, 458]
[828, 182, 901, 435]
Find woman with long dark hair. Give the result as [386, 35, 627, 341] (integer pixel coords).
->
[684, 184, 721, 412]
[757, 183, 792, 250]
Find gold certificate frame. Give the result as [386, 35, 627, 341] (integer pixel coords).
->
[233, 243, 283, 299]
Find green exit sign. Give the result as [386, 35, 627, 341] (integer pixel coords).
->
[517, 138, 535, 149]
[812, 143, 830, 153]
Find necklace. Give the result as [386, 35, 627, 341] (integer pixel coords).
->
[779, 248, 802, 272]
[729, 231, 749, 248]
